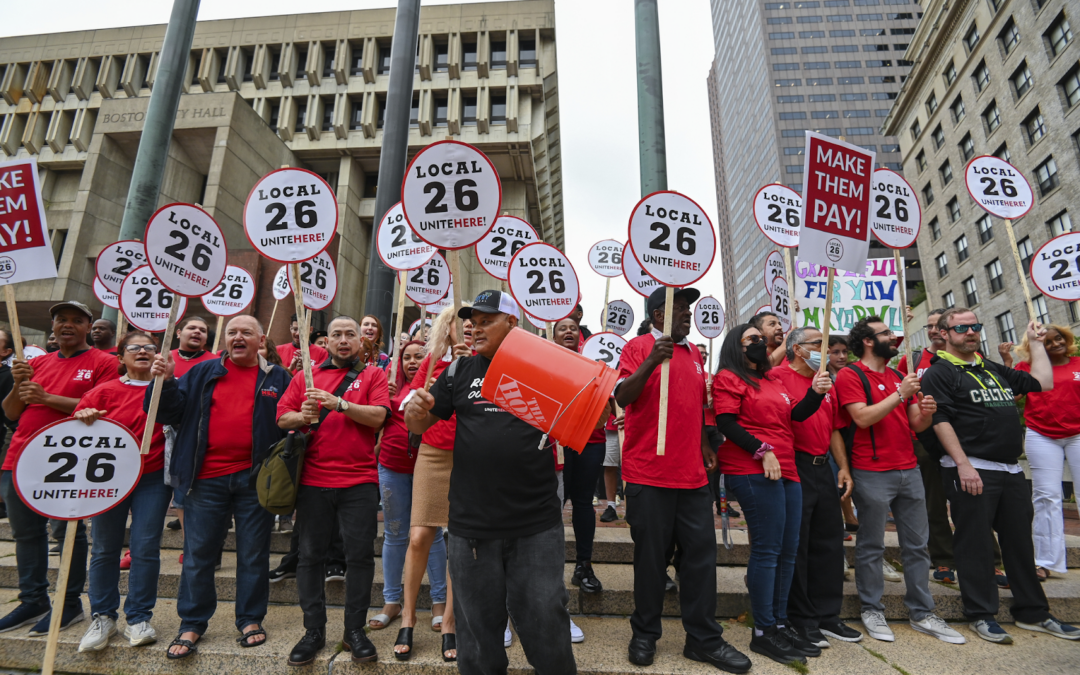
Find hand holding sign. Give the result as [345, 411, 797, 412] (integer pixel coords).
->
[582, 332, 627, 370]
[476, 216, 539, 280]
[508, 243, 580, 324]
[377, 201, 436, 271]
[603, 299, 634, 337]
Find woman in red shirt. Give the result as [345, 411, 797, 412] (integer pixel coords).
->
[73, 331, 172, 651]
[1009, 324, 1080, 579]
[713, 323, 831, 666]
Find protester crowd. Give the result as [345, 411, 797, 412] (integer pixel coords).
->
[0, 285, 1077, 674]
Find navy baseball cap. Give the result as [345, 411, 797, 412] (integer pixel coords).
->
[646, 286, 700, 318]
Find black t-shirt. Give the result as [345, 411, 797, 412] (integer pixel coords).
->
[430, 354, 561, 539]
[0, 365, 16, 460]
[921, 354, 1041, 464]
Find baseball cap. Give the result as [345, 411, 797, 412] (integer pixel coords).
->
[645, 286, 701, 319]
[459, 290, 520, 319]
[49, 300, 94, 322]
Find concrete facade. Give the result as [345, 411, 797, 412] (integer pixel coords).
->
[0, 1, 562, 346]
[883, 0, 1080, 358]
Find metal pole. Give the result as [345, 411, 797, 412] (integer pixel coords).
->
[364, 0, 421, 332]
[105, 0, 201, 323]
[634, 0, 667, 197]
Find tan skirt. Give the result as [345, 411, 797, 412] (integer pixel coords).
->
[411, 443, 453, 528]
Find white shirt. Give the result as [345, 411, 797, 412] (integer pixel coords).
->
[940, 455, 1023, 474]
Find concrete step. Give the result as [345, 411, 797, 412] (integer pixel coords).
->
[2, 541, 1078, 622]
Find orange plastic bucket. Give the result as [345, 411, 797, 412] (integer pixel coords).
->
[482, 327, 618, 452]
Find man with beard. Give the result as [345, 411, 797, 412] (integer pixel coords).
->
[835, 316, 964, 645]
[171, 317, 217, 378]
[91, 319, 117, 354]
[750, 311, 787, 367]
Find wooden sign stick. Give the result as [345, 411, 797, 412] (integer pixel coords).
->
[289, 263, 314, 390]
[3, 285, 26, 361]
[389, 271, 406, 385]
[657, 285, 675, 456]
[40, 519, 79, 675]
[117, 313, 128, 339]
[893, 249, 913, 367]
[1004, 219, 1038, 323]
[212, 315, 224, 354]
[449, 250, 464, 357]
[784, 247, 797, 329]
[141, 294, 180, 454]
[818, 268, 836, 375]
[267, 297, 281, 335]
[602, 277, 611, 331]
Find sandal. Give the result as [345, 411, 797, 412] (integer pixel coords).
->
[237, 626, 267, 648]
[394, 627, 413, 661]
[442, 633, 457, 662]
[166, 633, 199, 660]
[1036, 566, 1051, 582]
[369, 604, 401, 630]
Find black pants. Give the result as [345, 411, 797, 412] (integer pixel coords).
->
[448, 522, 576, 675]
[943, 466, 1050, 623]
[788, 454, 845, 627]
[279, 509, 346, 572]
[915, 440, 955, 568]
[561, 442, 606, 562]
[625, 482, 725, 649]
[296, 483, 379, 630]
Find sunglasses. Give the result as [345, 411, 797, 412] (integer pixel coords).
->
[124, 344, 159, 354]
[741, 335, 764, 345]
[949, 323, 983, 334]
[873, 329, 895, 338]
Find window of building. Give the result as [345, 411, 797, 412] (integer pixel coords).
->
[951, 96, 966, 123]
[835, 60, 861, 67]
[911, 119, 922, 138]
[1048, 210, 1073, 235]
[859, 144, 878, 152]
[805, 61, 830, 68]
[833, 45, 859, 52]
[322, 46, 335, 78]
[882, 144, 900, 152]
[882, 161, 903, 170]
[984, 100, 1002, 132]
[842, 126, 872, 134]
[349, 98, 363, 130]
[916, 149, 927, 171]
[838, 76, 865, 84]
[828, 14, 853, 21]
[321, 98, 333, 131]
[269, 101, 280, 131]
[996, 311, 1016, 343]
[964, 23, 981, 51]
[377, 44, 391, 74]
[944, 60, 957, 86]
[798, 16, 824, 23]
[825, 0, 850, 5]
[775, 79, 802, 86]
[958, 133, 975, 162]
[1026, 109, 1047, 143]
[947, 197, 961, 222]
[977, 214, 994, 243]
[861, 28, 886, 36]
[932, 124, 945, 149]
[844, 109, 871, 117]
[852, 0, 875, 4]
[1018, 236, 1034, 272]
[842, 92, 868, 100]
[787, 165, 805, 173]
[778, 94, 805, 103]
[784, 146, 805, 155]
[1035, 156, 1059, 194]
[927, 91, 939, 114]
[1000, 18, 1020, 54]
[1061, 64, 1080, 107]
[812, 126, 843, 135]
[974, 61, 991, 91]
[956, 234, 970, 262]
[865, 43, 890, 52]
[866, 59, 893, 67]
[408, 94, 420, 128]
[350, 48, 365, 76]
[434, 42, 449, 72]
[462, 95, 477, 126]
[1013, 62, 1034, 97]
[520, 39, 537, 67]
[1034, 295, 1052, 324]
[857, 14, 883, 20]
[994, 142, 1011, 162]
[810, 93, 837, 101]
[936, 252, 949, 277]
[893, 27, 915, 35]
[873, 91, 898, 99]
[782, 129, 807, 137]
[930, 217, 942, 240]
[963, 277, 980, 306]
[802, 30, 828, 37]
[989, 0, 1003, 11]
[1047, 12, 1073, 56]
[463, 40, 478, 71]
[781, 111, 808, 119]
[295, 100, 307, 132]
[434, 94, 448, 126]
[941, 160, 953, 184]
[808, 77, 834, 85]
[894, 42, 909, 50]
[943, 291, 956, 308]
[771, 32, 797, 39]
[987, 259, 1004, 292]
[870, 75, 897, 83]
[491, 40, 507, 69]
[923, 183, 935, 204]
[804, 46, 830, 53]
[773, 47, 798, 55]
[812, 110, 839, 118]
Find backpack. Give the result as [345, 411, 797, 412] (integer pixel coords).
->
[257, 361, 366, 515]
[840, 363, 908, 463]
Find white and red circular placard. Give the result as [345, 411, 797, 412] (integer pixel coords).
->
[428, 280, 455, 314]
[603, 299, 634, 337]
[476, 216, 539, 280]
[588, 239, 624, 278]
[243, 168, 337, 263]
[754, 304, 772, 317]
[95, 240, 147, 295]
[507, 242, 580, 323]
[694, 296, 726, 339]
[770, 277, 792, 332]
[582, 332, 627, 370]
[964, 156, 1034, 221]
[144, 203, 228, 297]
[203, 265, 256, 316]
[14, 418, 141, 520]
[403, 252, 450, 306]
[401, 140, 501, 251]
[870, 169, 921, 249]
[119, 266, 188, 332]
[1030, 232, 1080, 301]
[288, 250, 338, 311]
[408, 317, 433, 335]
[622, 241, 663, 298]
[764, 250, 786, 294]
[753, 184, 802, 248]
[272, 265, 292, 300]
[376, 201, 436, 271]
[93, 276, 119, 310]
[628, 191, 715, 287]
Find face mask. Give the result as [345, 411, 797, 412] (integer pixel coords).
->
[802, 347, 822, 370]
[745, 342, 769, 365]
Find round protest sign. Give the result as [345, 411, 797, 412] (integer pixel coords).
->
[1031, 232, 1080, 301]
[408, 316, 433, 335]
[144, 203, 228, 297]
[119, 266, 188, 332]
[272, 265, 292, 300]
[754, 304, 773, 317]
[964, 156, 1034, 220]
[507, 242, 580, 323]
[870, 169, 921, 249]
[287, 250, 338, 311]
[13, 418, 141, 520]
[604, 299, 634, 337]
[764, 250, 786, 294]
[95, 240, 147, 295]
[622, 241, 664, 297]
[428, 281, 455, 315]
[403, 252, 450, 306]
[628, 191, 715, 287]
[771, 276, 792, 332]
[93, 276, 119, 310]
[588, 239, 624, 278]
[243, 168, 337, 263]
[203, 265, 256, 316]
[694, 296, 725, 339]
[753, 184, 802, 248]
[376, 201, 436, 271]
[476, 216, 539, 280]
[582, 332, 627, 370]
[401, 140, 501, 251]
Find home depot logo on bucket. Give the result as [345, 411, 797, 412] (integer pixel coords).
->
[492, 374, 563, 430]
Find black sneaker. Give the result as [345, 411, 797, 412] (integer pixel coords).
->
[166, 518, 181, 531]
[750, 625, 806, 665]
[287, 627, 325, 666]
[49, 544, 61, 556]
[819, 620, 863, 642]
[801, 625, 830, 648]
[28, 602, 85, 637]
[665, 573, 677, 593]
[269, 565, 296, 583]
[599, 504, 618, 522]
[780, 625, 822, 657]
[326, 565, 346, 582]
[278, 516, 294, 532]
[0, 602, 50, 634]
[571, 561, 603, 593]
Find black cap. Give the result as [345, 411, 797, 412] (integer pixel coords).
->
[309, 330, 327, 344]
[458, 290, 521, 320]
[646, 286, 701, 319]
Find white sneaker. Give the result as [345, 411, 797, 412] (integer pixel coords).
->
[570, 618, 584, 643]
[910, 613, 966, 644]
[124, 620, 157, 646]
[504, 622, 512, 647]
[861, 610, 894, 642]
[882, 560, 902, 582]
[1015, 615, 1080, 640]
[78, 615, 116, 653]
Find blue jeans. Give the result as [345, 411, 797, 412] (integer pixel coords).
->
[0, 470, 87, 607]
[727, 474, 802, 629]
[378, 464, 447, 605]
[88, 470, 172, 624]
[177, 469, 273, 635]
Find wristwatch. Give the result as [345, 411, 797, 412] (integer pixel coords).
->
[336, 398, 351, 413]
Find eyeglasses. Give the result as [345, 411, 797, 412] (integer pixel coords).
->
[949, 323, 983, 334]
[124, 344, 158, 354]
[798, 340, 823, 348]
[741, 335, 764, 345]
[923, 324, 938, 332]
[873, 329, 895, 338]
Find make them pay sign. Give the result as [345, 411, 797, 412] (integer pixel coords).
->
[244, 168, 337, 263]
[0, 158, 58, 285]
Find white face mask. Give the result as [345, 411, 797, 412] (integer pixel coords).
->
[801, 346, 822, 370]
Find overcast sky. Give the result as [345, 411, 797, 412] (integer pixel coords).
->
[4, 0, 723, 346]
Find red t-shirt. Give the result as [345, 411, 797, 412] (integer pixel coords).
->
[379, 383, 417, 474]
[618, 334, 710, 489]
[2, 349, 120, 471]
[1016, 357, 1080, 439]
[835, 362, 917, 471]
[96, 346, 118, 355]
[897, 349, 936, 379]
[773, 366, 842, 457]
[713, 369, 799, 481]
[74, 378, 165, 474]
[171, 349, 218, 378]
[198, 359, 258, 479]
[276, 342, 330, 375]
[410, 353, 456, 450]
